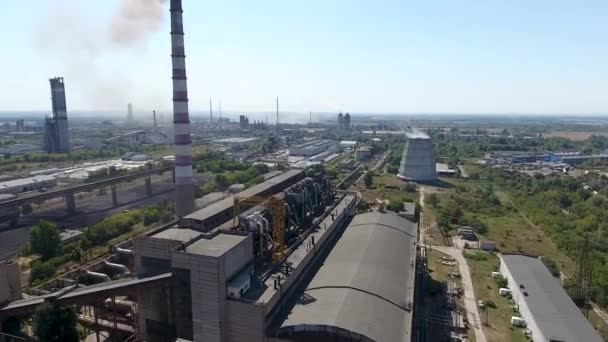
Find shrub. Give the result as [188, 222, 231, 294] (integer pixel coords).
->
[403, 183, 416, 193]
[484, 300, 497, 309]
[542, 257, 560, 277]
[31, 261, 56, 283]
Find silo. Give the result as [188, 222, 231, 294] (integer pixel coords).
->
[397, 132, 437, 181]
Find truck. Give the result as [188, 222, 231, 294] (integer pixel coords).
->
[511, 316, 526, 327]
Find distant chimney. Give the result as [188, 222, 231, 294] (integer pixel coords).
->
[170, 0, 195, 217]
[153, 110, 157, 128]
[127, 103, 134, 122]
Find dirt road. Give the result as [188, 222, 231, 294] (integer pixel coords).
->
[433, 244, 488, 342]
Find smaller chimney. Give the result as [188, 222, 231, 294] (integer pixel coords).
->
[209, 98, 213, 124]
[153, 110, 157, 128]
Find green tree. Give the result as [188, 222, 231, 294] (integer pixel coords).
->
[143, 208, 160, 226]
[215, 174, 230, 190]
[1, 316, 22, 337]
[29, 221, 60, 260]
[542, 257, 560, 277]
[34, 303, 78, 342]
[364, 172, 373, 188]
[21, 204, 33, 215]
[403, 183, 416, 193]
[426, 193, 439, 207]
[449, 202, 463, 224]
[387, 200, 404, 213]
[30, 261, 56, 283]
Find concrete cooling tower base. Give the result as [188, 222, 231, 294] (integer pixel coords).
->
[397, 132, 437, 182]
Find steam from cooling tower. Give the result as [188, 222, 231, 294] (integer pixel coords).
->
[405, 128, 430, 139]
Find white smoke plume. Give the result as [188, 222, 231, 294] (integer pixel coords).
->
[406, 128, 430, 139]
[34, 0, 168, 110]
[110, 0, 168, 46]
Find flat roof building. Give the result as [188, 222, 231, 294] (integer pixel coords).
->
[499, 254, 602, 342]
[0, 175, 57, 195]
[211, 137, 260, 146]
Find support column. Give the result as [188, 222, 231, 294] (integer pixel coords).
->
[94, 306, 100, 342]
[145, 177, 152, 196]
[111, 185, 118, 207]
[172, 168, 176, 184]
[65, 192, 76, 214]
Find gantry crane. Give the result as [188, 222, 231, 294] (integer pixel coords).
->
[233, 196, 287, 262]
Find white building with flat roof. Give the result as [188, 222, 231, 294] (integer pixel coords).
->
[0, 175, 57, 195]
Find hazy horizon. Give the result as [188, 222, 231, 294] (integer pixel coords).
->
[1, 0, 607, 114]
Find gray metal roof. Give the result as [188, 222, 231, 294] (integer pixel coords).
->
[279, 212, 417, 342]
[151, 228, 201, 242]
[184, 170, 303, 222]
[501, 254, 603, 342]
[185, 233, 247, 257]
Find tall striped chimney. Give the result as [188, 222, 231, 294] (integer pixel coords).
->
[170, 0, 195, 217]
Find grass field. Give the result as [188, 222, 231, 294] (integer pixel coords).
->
[356, 174, 418, 206]
[466, 252, 529, 342]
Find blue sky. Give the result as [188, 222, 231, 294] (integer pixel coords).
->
[1, 0, 607, 115]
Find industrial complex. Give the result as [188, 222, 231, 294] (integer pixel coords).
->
[2, 1, 608, 342]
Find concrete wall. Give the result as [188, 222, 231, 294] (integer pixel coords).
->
[0, 261, 21, 303]
[224, 300, 266, 342]
[224, 235, 254, 280]
[134, 237, 181, 276]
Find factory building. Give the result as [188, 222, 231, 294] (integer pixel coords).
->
[355, 146, 373, 160]
[278, 212, 417, 342]
[0, 175, 57, 195]
[239, 115, 250, 129]
[131, 169, 364, 341]
[499, 254, 602, 342]
[43, 77, 70, 153]
[211, 137, 260, 147]
[337, 112, 351, 130]
[398, 132, 437, 182]
[289, 140, 338, 157]
[0, 261, 21, 304]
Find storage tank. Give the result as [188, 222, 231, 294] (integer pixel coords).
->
[397, 132, 437, 181]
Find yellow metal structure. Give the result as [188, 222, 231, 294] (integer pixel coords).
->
[233, 196, 287, 262]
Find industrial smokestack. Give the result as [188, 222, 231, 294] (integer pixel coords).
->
[170, 0, 195, 217]
[48, 77, 70, 153]
[276, 97, 279, 129]
[127, 103, 134, 122]
[209, 98, 213, 124]
[152, 110, 157, 128]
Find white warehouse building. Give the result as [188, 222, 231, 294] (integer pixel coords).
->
[0, 175, 57, 195]
[499, 254, 602, 342]
[289, 139, 338, 157]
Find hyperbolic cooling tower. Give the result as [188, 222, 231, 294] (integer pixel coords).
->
[397, 132, 437, 181]
[170, 0, 195, 217]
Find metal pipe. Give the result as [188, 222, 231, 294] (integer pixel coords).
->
[103, 261, 131, 275]
[86, 271, 111, 283]
[170, 0, 195, 217]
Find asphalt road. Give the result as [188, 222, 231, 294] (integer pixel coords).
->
[0, 173, 177, 260]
